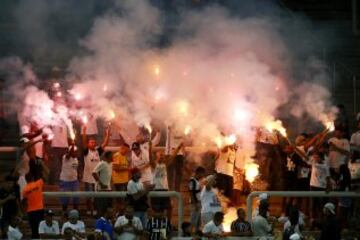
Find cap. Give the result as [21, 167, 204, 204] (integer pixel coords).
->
[131, 142, 140, 150]
[68, 209, 79, 218]
[259, 193, 268, 201]
[324, 202, 335, 215]
[290, 233, 301, 240]
[20, 137, 30, 144]
[45, 209, 54, 216]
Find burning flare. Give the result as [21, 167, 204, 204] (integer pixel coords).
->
[82, 115, 88, 124]
[245, 163, 259, 183]
[325, 121, 335, 132]
[74, 93, 82, 101]
[213, 134, 236, 148]
[144, 123, 152, 134]
[265, 119, 287, 137]
[184, 125, 192, 135]
[108, 109, 116, 120]
[69, 129, 76, 140]
[154, 65, 160, 76]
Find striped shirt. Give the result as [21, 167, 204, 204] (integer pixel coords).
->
[146, 217, 172, 240]
[230, 219, 251, 233]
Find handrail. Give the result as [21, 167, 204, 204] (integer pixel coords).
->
[44, 191, 184, 237]
[246, 191, 360, 222]
[0, 146, 21, 162]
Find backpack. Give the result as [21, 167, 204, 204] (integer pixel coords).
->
[282, 225, 296, 240]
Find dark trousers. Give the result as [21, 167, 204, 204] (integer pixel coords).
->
[28, 209, 44, 238]
[49, 147, 67, 184]
[310, 186, 327, 218]
[168, 155, 184, 192]
[216, 173, 233, 198]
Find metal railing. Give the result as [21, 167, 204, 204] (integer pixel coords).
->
[44, 191, 184, 237]
[246, 191, 360, 222]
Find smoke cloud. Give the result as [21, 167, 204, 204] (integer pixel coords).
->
[1, 0, 337, 162]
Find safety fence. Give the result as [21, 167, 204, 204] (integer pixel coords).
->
[44, 191, 184, 237]
[246, 191, 360, 222]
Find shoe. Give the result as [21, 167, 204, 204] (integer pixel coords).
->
[86, 210, 91, 216]
[92, 210, 97, 216]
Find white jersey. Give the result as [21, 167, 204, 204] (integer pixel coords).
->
[114, 216, 143, 240]
[215, 148, 236, 176]
[131, 145, 152, 183]
[51, 122, 69, 148]
[61, 221, 86, 234]
[310, 161, 330, 188]
[166, 127, 185, 155]
[153, 163, 168, 189]
[38, 220, 60, 235]
[200, 187, 222, 214]
[328, 137, 350, 168]
[83, 148, 102, 184]
[202, 220, 224, 239]
[60, 155, 78, 182]
[127, 179, 144, 195]
[93, 161, 112, 190]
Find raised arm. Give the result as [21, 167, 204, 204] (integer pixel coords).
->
[82, 126, 88, 148]
[101, 127, 110, 149]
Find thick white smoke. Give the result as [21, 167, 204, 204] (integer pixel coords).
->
[1, 1, 337, 164]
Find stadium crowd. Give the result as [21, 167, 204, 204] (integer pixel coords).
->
[0, 106, 360, 239]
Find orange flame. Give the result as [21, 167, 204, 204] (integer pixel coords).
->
[245, 163, 259, 183]
[265, 119, 287, 137]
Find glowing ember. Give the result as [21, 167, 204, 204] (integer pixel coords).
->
[176, 100, 189, 116]
[225, 134, 236, 145]
[265, 119, 287, 137]
[245, 163, 259, 183]
[108, 109, 116, 120]
[46, 133, 54, 141]
[154, 66, 160, 76]
[325, 121, 335, 131]
[214, 134, 236, 148]
[214, 136, 223, 148]
[74, 93, 82, 101]
[144, 123, 152, 134]
[233, 108, 250, 122]
[69, 129, 76, 140]
[82, 115, 88, 124]
[184, 125, 192, 135]
[53, 82, 60, 88]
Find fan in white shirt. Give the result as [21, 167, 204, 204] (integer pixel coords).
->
[61, 210, 86, 239]
[92, 151, 113, 191]
[7, 217, 23, 240]
[153, 151, 169, 190]
[202, 212, 225, 240]
[39, 210, 60, 239]
[328, 129, 350, 169]
[200, 175, 222, 225]
[114, 206, 143, 240]
[131, 142, 153, 185]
